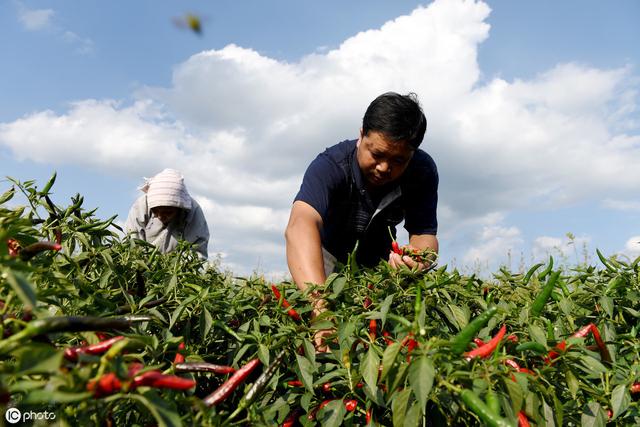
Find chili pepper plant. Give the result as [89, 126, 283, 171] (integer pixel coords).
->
[1, 175, 639, 426]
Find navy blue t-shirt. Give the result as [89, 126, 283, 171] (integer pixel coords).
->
[294, 139, 438, 267]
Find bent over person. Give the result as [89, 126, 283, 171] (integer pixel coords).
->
[285, 92, 438, 348]
[125, 168, 209, 259]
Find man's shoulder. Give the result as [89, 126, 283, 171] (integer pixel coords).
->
[407, 148, 438, 176]
[321, 139, 357, 164]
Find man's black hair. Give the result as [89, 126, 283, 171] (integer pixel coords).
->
[362, 92, 427, 149]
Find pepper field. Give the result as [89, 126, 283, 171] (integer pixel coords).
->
[1, 175, 639, 426]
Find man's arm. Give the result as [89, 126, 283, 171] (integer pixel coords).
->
[388, 233, 438, 270]
[285, 201, 326, 293]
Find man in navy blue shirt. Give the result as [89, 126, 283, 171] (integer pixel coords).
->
[285, 92, 438, 348]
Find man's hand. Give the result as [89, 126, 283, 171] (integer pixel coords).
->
[311, 298, 335, 353]
[388, 249, 428, 271]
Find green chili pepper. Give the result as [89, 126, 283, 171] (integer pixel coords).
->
[530, 271, 560, 318]
[460, 389, 514, 427]
[596, 249, 616, 273]
[485, 389, 501, 416]
[537, 256, 554, 281]
[40, 172, 57, 195]
[75, 215, 117, 232]
[450, 306, 498, 356]
[515, 342, 546, 354]
[523, 263, 543, 285]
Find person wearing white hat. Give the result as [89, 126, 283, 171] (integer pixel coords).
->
[124, 169, 210, 259]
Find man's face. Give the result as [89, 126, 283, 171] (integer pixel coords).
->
[356, 130, 414, 188]
[151, 206, 180, 225]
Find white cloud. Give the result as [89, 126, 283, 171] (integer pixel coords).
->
[17, 4, 54, 31]
[462, 223, 524, 268]
[62, 31, 94, 55]
[14, 1, 93, 54]
[532, 234, 591, 263]
[623, 236, 640, 258]
[603, 199, 640, 212]
[1, 0, 638, 275]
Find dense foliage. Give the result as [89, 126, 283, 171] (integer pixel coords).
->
[1, 175, 639, 426]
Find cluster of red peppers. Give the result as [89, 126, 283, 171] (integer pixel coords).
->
[270, 285, 302, 321]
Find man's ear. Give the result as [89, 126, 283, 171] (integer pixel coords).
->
[357, 128, 364, 147]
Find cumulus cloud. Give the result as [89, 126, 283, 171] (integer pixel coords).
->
[461, 222, 524, 267]
[532, 234, 591, 263]
[1, 0, 638, 275]
[622, 236, 640, 258]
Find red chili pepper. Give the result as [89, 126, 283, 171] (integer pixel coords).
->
[507, 334, 518, 343]
[307, 400, 334, 420]
[287, 380, 303, 387]
[173, 342, 186, 364]
[517, 411, 530, 427]
[175, 362, 236, 374]
[64, 336, 125, 361]
[6, 239, 20, 257]
[503, 359, 521, 370]
[363, 296, 372, 309]
[344, 399, 357, 412]
[391, 241, 403, 255]
[281, 409, 301, 427]
[87, 373, 122, 397]
[19, 241, 62, 260]
[271, 285, 302, 321]
[464, 325, 507, 360]
[203, 358, 261, 407]
[406, 339, 418, 362]
[133, 371, 195, 390]
[366, 408, 372, 424]
[631, 382, 640, 394]
[382, 330, 393, 346]
[546, 323, 611, 363]
[473, 338, 486, 346]
[322, 382, 332, 394]
[369, 319, 377, 341]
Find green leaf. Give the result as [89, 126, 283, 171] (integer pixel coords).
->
[578, 355, 607, 374]
[330, 275, 347, 299]
[296, 354, 314, 393]
[380, 341, 402, 382]
[361, 346, 380, 396]
[258, 343, 270, 366]
[403, 400, 422, 427]
[201, 307, 213, 337]
[2, 268, 37, 310]
[610, 384, 631, 420]
[565, 369, 579, 399]
[318, 399, 346, 427]
[13, 344, 63, 375]
[448, 304, 469, 330]
[581, 401, 606, 427]
[408, 355, 434, 413]
[529, 324, 547, 345]
[599, 296, 613, 318]
[542, 398, 556, 427]
[504, 377, 523, 413]
[24, 390, 92, 404]
[130, 390, 183, 427]
[302, 338, 316, 369]
[392, 388, 412, 427]
[380, 295, 394, 329]
[0, 186, 15, 204]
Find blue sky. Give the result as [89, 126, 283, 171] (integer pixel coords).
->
[1, 0, 639, 277]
